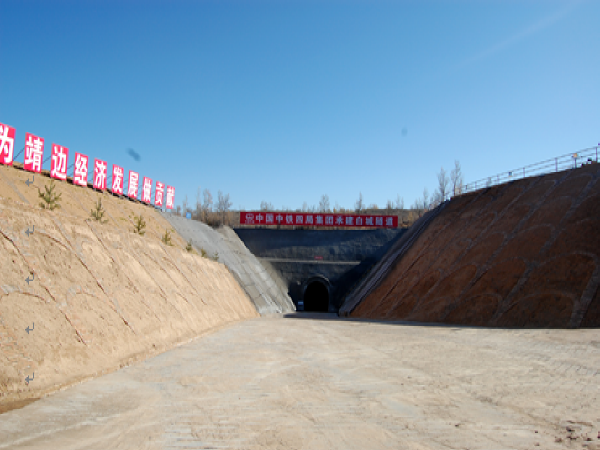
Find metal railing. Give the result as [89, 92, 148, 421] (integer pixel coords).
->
[458, 146, 599, 196]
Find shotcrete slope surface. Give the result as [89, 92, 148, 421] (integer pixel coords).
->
[0, 163, 258, 412]
[161, 215, 295, 314]
[351, 164, 600, 327]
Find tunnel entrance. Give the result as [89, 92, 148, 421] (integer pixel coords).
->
[303, 281, 329, 312]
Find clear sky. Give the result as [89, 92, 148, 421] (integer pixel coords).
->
[1, 0, 598, 211]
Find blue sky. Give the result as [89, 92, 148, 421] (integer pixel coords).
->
[1, 0, 598, 211]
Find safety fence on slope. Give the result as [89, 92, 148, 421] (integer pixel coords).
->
[459, 146, 599, 196]
[338, 200, 448, 317]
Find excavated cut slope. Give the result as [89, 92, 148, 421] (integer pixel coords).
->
[351, 163, 600, 328]
[0, 163, 258, 412]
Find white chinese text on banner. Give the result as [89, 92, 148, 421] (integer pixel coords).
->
[24, 132, 45, 173]
[0, 122, 16, 166]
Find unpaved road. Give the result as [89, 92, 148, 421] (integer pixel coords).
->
[1, 314, 599, 450]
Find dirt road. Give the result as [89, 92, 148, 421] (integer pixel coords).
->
[1, 315, 599, 449]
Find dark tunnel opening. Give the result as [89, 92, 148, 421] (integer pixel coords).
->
[303, 281, 329, 312]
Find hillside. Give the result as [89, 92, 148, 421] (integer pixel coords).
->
[0, 163, 258, 413]
[349, 163, 600, 328]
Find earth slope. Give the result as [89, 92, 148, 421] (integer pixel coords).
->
[0, 163, 258, 412]
[351, 163, 600, 328]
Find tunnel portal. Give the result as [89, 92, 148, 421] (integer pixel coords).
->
[233, 228, 406, 313]
[303, 280, 330, 312]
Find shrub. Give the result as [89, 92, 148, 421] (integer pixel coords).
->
[132, 214, 146, 235]
[38, 180, 62, 211]
[185, 239, 193, 252]
[212, 251, 219, 262]
[162, 229, 173, 246]
[90, 198, 108, 224]
[200, 248, 208, 258]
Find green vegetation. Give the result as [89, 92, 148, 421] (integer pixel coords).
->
[38, 179, 62, 211]
[90, 198, 108, 224]
[132, 214, 146, 235]
[185, 239, 193, 252]
[162, 228, 173, 246]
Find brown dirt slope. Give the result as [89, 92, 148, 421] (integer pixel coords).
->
[351, 163, 600, 328]
[0, 163, 258, 412]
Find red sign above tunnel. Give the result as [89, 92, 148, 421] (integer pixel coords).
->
[240, 211, 398, 228]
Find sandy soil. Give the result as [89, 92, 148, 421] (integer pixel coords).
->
[0, 315, 598, 449]
[352, 163, 600, 327]
[0, 163, 259, 412]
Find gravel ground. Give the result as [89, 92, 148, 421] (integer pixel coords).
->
[1, 314, 599, 450]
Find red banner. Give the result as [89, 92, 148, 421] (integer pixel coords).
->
[50, 144, 69, 180]
[239, 211, 398, 228]
[112, 164, 124, 195]
[0, 123, 16, 165]
[24, 132, 44, 173]
[166, 185, 175, 210]
[2, 119, 174, 207]
[73, 152, 89, 186]
[127, 170, 139, 199]
[141, 176, 152, 203]
[155, 181, 165, 207]
[93, 159, 108, 190]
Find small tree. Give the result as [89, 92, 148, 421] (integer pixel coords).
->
[195, 187, 202, 219]
[437, 167, 450, 202]
[90, 198, 108, 223]
[431, 191, 443, 208]
[162, 228, 173, 246]
[216, 191, 232, 225]
[260, 200, 274, 211]
[133, 214, 146, 235]
[319, 194, 330, 212]
[451, 160, 464, 196]
[202, 188, 213, 222]
[411, 198, 423, 217]
[395, 194, 404, 223]
[355, 192, 364, 213]
[395, 194, 404, 210]
[185, 239, 193, 252]
[200, 248, 208, 258]
[38, 179, 62, 211]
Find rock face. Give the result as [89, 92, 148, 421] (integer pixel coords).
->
[350, 163, 600, 328]
[0, 163, 259, 411]
[161, 215, 295, 314]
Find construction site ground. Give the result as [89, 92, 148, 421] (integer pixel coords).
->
[1, 314, 599, 450]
